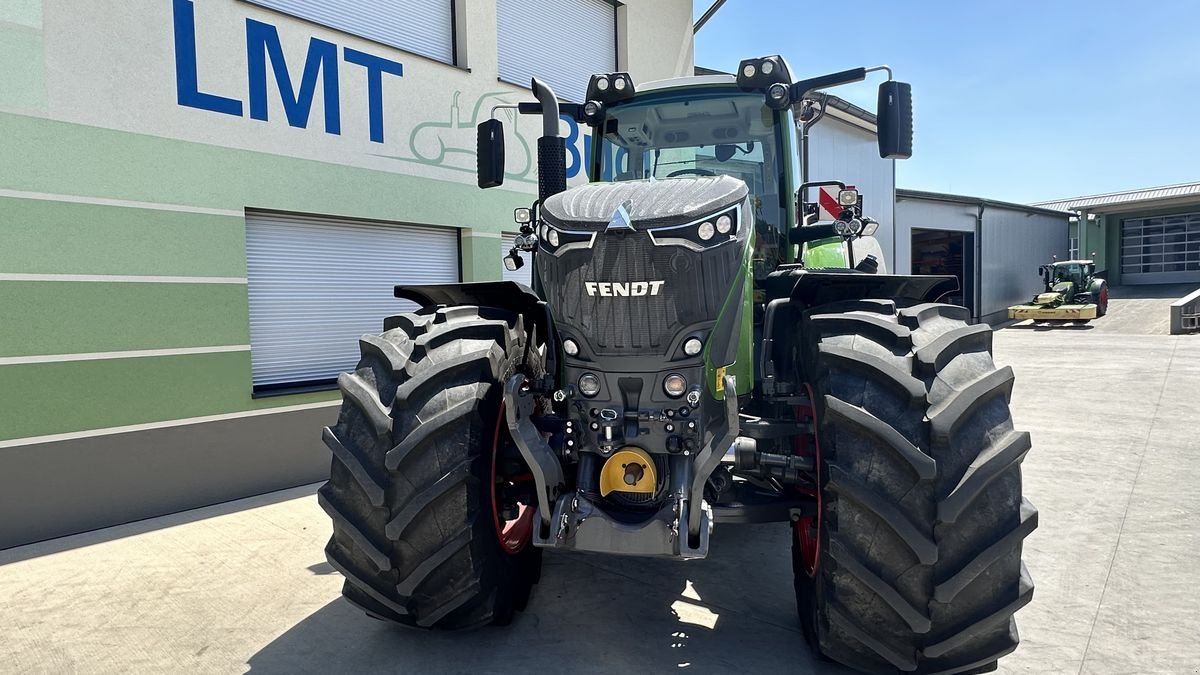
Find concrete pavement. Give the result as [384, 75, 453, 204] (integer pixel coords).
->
[1, 328, 1197, 674]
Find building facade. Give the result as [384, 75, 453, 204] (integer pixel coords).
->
[895, 190, 1072, 323]
[0, 0, 694, 548]
[1036, 182, 1200, 286]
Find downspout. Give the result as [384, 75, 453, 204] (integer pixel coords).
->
[975, 203, 984, 322]
[693, 0, 729, 33]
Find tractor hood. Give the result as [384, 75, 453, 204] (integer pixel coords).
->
[541, 176, 748, 231]
[534, 176, 753, 377]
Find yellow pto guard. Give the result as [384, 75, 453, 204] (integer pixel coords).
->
[1008, 303, 1098, 320]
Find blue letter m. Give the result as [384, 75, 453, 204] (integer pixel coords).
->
[246, 19, 340, 134]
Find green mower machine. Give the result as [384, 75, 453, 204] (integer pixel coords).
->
[318, 56, 1036, 674]
[1008, 258, 1108, 322]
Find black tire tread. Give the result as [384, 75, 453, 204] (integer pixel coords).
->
[800, 299, 1035, 674]
[320, 305, 540, 630]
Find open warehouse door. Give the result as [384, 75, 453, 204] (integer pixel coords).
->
[911, 228, 976, 315]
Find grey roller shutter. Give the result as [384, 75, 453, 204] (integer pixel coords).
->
[497, 0, 617, 103]
[501, 232, 534, 286]
[245, 211, 459, 388]
[245, 0, 454, 64]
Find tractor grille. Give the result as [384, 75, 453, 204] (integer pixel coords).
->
[537, 230, 742, 356]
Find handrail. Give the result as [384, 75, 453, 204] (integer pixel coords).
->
[1169, 287, 1200, 334]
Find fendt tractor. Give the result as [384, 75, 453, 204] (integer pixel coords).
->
[1008, 258, 1109, 323]
[318, 56, 1036, 674]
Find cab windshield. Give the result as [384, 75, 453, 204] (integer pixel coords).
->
[596, 89, 789, 233]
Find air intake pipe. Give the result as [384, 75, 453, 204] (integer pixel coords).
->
[531, 77, 567, 201]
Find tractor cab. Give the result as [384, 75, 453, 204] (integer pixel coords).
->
[1043, 260, 1095, 293]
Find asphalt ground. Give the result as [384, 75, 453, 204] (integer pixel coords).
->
[2, 316, 1197, 674]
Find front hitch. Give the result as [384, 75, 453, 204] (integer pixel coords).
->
[503, 375, 564, 535]
[686, 374, 739, 545]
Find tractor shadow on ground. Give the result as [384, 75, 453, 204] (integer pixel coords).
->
[245, 523, 856, 675]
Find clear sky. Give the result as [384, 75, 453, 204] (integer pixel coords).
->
[692, 0, 1200, 203]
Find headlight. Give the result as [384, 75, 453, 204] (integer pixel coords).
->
[562, 339, 579, 356]
[716, 214, 732, 234]
[683, 337, 703, 356]
[595, 77, 610, 91]
[547, 229, 560, 247]
[578, 373, 601, 397]
[742, 63, 756, 78]
[664, 374, 687, 398]
[697, 221, 715, 240]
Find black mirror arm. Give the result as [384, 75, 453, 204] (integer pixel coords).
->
[789, 68, 867, 100]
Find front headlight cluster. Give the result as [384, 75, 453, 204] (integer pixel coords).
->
[648, 206, 740, 250]
[539, 222, 595, 255]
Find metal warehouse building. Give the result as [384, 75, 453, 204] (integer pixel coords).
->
[895, 190, 1073, 323]
[0, 0, 696, 548]
[1036, 181, 1200, 286]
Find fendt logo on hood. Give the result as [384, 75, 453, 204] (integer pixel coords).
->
[585, 281, 665, 297]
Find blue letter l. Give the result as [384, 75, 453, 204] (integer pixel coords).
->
[172, 0, 242, 116]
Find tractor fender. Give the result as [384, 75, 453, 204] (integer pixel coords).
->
[392, 281, 560, 375]
[777, 271, 958, 310]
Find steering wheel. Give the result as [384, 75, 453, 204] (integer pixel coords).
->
[667, 168, 716, 177]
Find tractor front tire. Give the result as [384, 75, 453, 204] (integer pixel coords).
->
[794, 300, 1036, 674]
[319, 305, 541, 630]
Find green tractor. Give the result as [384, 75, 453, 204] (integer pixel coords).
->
[1007, 258, 1108, 322]
[318, 57, 1035, 674]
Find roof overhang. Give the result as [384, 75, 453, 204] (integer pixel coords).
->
[897, 188, 1074, 218]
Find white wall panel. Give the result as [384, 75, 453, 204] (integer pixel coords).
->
[807, 118, 896, 268]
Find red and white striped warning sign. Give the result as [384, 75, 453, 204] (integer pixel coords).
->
[817, 185, 855, 221]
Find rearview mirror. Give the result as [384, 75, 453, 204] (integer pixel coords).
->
[477, 119, 505, 188]
[877, 81, 912, 160]
[715, 144, 737, 162]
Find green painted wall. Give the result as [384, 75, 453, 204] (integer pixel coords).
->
[0, 112, 528, 230]
[0, 198, 246, 276]
[0, 353, 336, 442]
[1, 282, 249, 357]
[0, 112, 531, 441]
[0, 10, 46, 114]
[461, 232, 503, 282]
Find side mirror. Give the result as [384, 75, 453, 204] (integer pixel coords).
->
[877, 81, 913, 160]
[477, 119, 505, 188]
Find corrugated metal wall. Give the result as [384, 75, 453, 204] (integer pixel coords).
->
[807, 118, 895, 268]
[894, 197, 1069, 322]
[981, 207, 1068, 319]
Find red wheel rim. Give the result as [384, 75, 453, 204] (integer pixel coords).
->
[794, 383, 822, 577]
[491, 400, 535, 555]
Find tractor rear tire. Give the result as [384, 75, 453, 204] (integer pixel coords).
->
[1092, 280, 1109, 317]
[793, 300, 1036, 674]
[319, 305, 541, 630]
